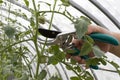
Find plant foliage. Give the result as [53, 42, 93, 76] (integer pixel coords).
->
[0, 0, 120, 80]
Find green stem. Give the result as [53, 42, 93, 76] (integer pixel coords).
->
[33, 0, 57, 78]
[41, 0, 58, 48]
[32, 0, 41, 79]
[23, 56, 33, 78]
[7, 2, 11, 24]
[62, 62, 81, 79]
[38, 10, 74, 23]
[0, 39, 32, 53]
[48, 0, 57, 29]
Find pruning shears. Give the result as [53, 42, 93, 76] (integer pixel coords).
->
[38, 28, 119, 69]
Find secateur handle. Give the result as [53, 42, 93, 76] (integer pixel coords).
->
[72, 32, 119, 69]
[71, 47, 99, 69]
[89, 32, 119, 45]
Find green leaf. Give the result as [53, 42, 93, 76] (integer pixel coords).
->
[79, 41, 92, 56]
[15, 34, 19, 40]
[30, 17, 35, 27]
[0, 0, 3, 3]
[38, 70, 47, 80]
[107, 61, 120, 75]
[3, 26, 16, 38]
[38, 16, 45, 24]
[22, 13, 28, 19]
[92, 46, 105, 58]
[0, 21, 3, 26]
[70, 76, 79, 80]
[48, 45, 60, 54]
[109, 61, 120, 68]
[74, 66, 81, 72]
[84, 35, 94, 44]
[64, 48, 76, 54]
[86, 58, 99, 67]
[86, 58, 106, 68]
[49, 76, 62, 80]
[60, 0, 70, 6]
[65, 64, 73, 70]
[20, 73, 29, 80]
[70, 58, 77, 65]
[47, 45, 65, 65]
[38, 55, 47, 63]
[24, 0, 29, 7]
[82, 71, 94, 80]
[74, 16, 91, 39]
[48, 56, 58, 65]
[80, 16, 91, 24]
[99, 58, 107, 65]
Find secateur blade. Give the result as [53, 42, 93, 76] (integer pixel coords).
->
[38, 28, 75, 46]
[38, 28, 61, 38]
[38, 28, 63, 45]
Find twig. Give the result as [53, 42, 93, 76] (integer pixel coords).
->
[99, 67, 118, 73]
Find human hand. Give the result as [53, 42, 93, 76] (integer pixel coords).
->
[66, 25, 111, 64]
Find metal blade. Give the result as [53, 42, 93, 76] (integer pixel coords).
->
[38, 28, 61, 38]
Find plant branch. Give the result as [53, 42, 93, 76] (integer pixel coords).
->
[34, 0, 57, 78]
[38, 10, 74, 23]
[62, 61, 81, 79]
[32, 0, 41, 79]
[0, 38, 32, 53]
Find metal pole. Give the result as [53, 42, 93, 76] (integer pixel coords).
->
[69, 0, 107, 28]
[89, 0, 120, 29]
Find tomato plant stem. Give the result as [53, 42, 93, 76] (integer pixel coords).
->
[32, 0, 58, 79]
[32, 0, 41, 79]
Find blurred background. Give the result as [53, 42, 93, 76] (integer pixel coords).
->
[0, 0, 120, 80]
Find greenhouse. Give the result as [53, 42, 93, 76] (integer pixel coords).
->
[0, 0, 120, 80]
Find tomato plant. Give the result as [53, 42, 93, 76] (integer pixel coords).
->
[0, 0, 120, 80]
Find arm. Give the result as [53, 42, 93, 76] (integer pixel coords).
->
[88, 25, 120, 57]
[109, 32, 120, 57]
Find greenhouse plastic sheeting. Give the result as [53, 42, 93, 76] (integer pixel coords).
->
[0, 0, 120, 80]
